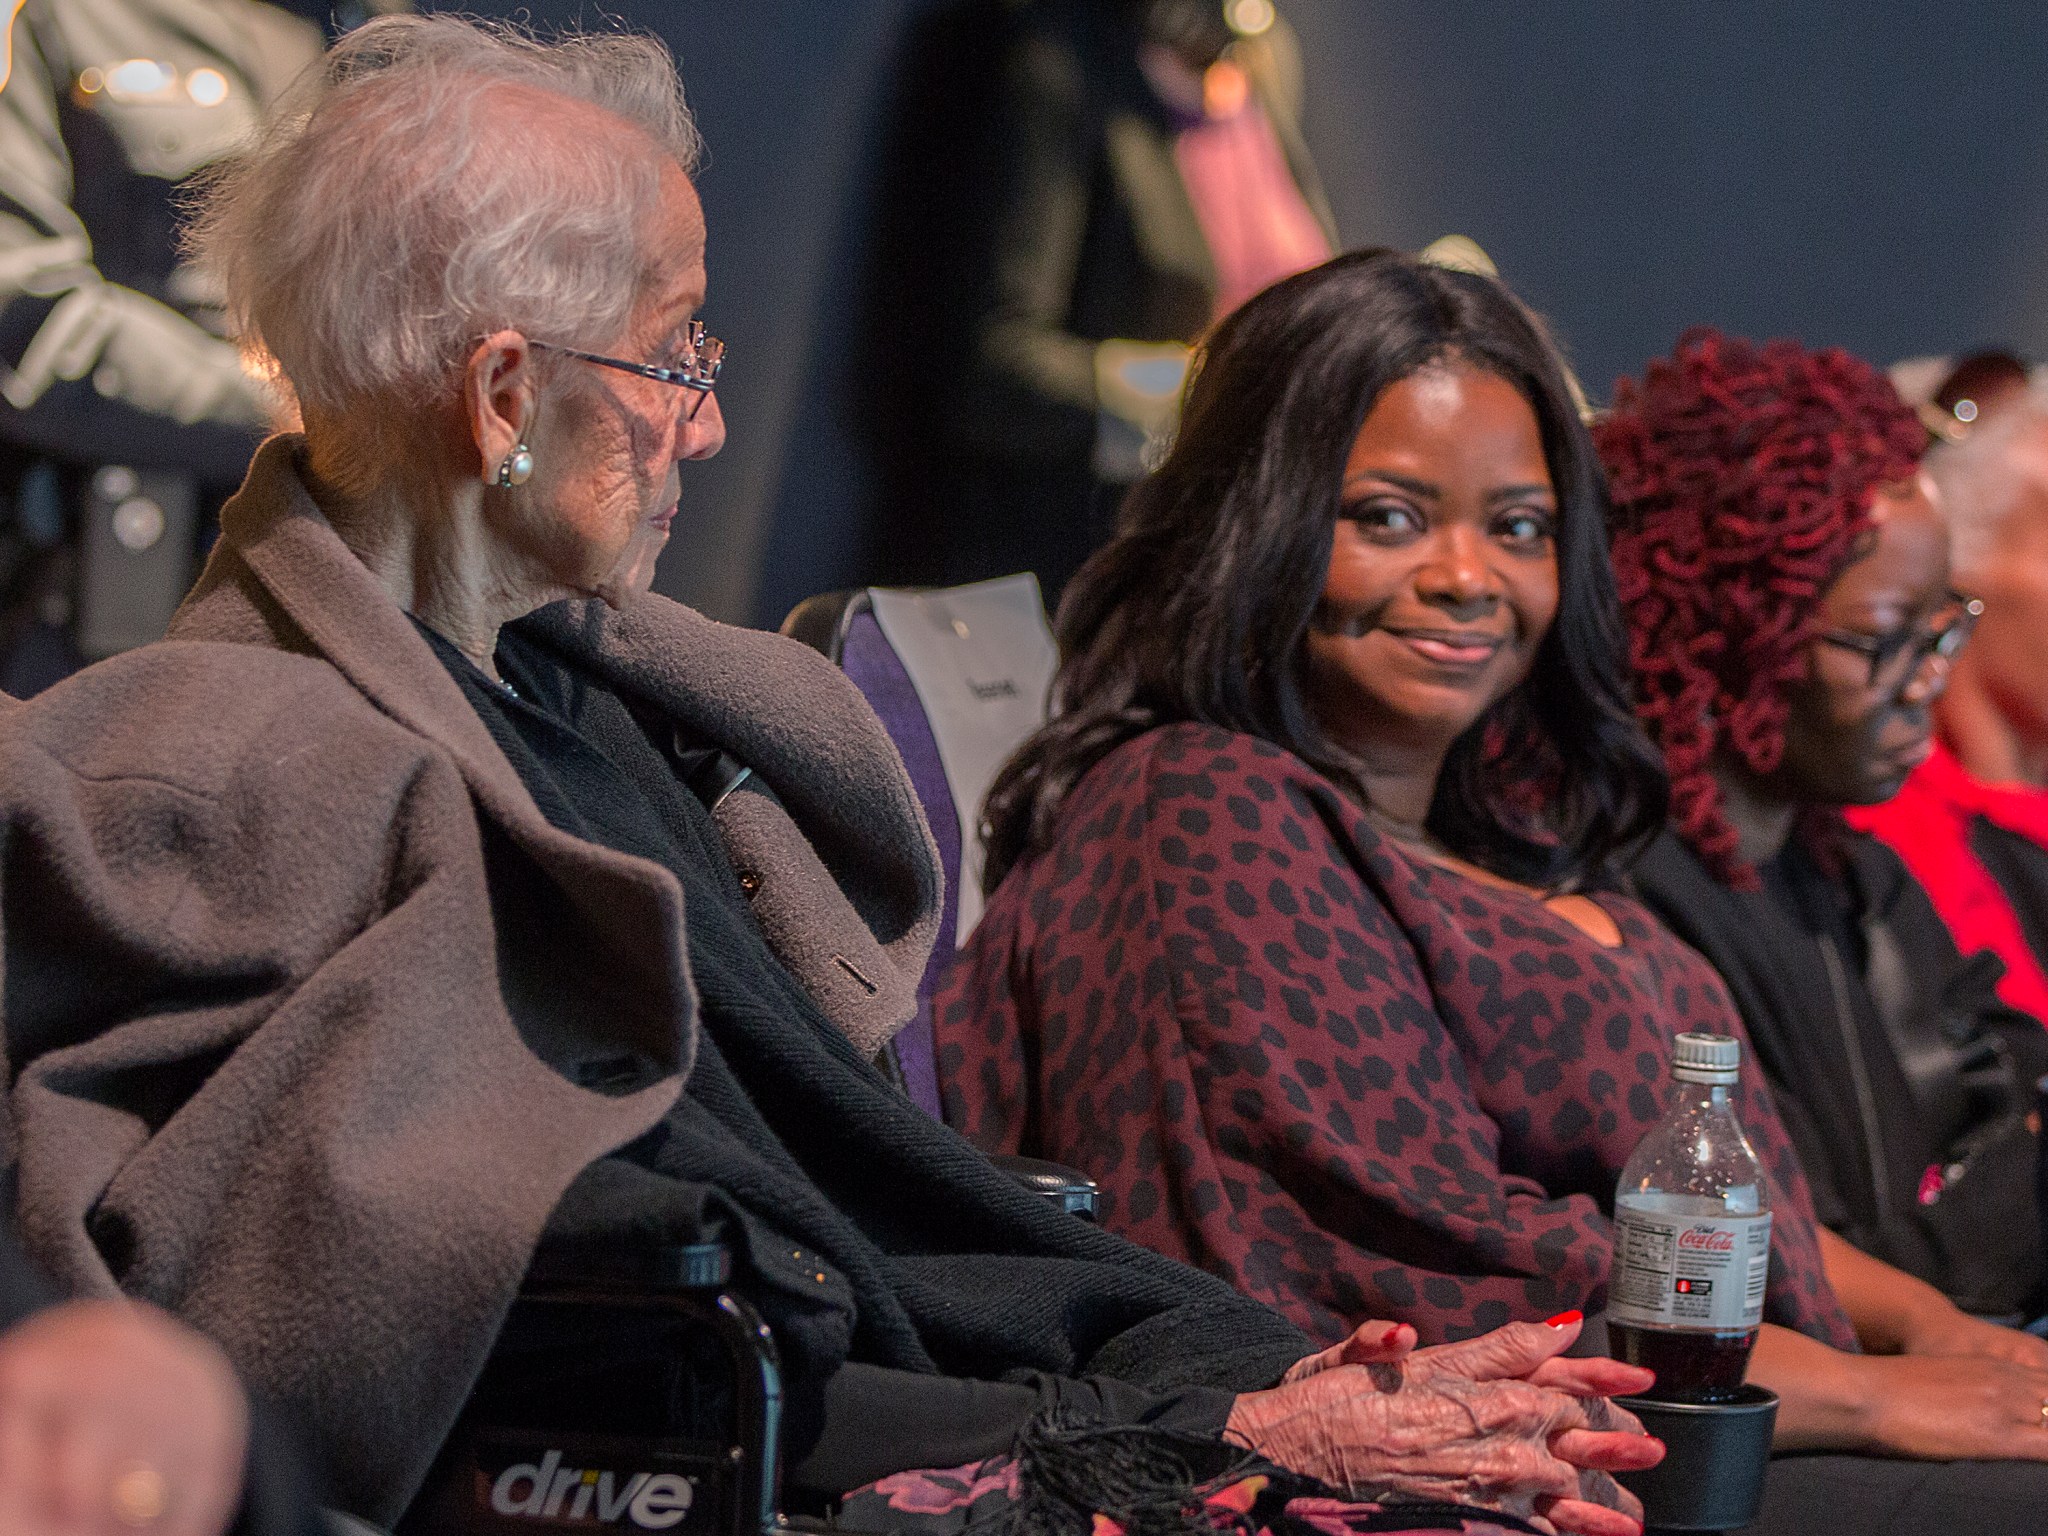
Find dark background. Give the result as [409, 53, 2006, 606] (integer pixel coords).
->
[491, 1, 2048, 628]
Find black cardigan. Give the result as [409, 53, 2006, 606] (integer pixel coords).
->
[1630, 829, 2047, 1320]
[421, 624, 1297, 1507]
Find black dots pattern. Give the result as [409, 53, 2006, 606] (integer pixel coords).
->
[934, 724, 1857, 1350]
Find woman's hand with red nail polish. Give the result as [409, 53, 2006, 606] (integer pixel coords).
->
[1281, 1319, 1419, 1383]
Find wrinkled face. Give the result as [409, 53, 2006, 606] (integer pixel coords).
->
[497, 159, 724, 607]
[1955, 425, 2048, 746]
[1776, 476, 1952, 806]
[1305, 363, 1560, 760]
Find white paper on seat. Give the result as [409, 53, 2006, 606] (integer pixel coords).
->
[868, 574, 1056, 942]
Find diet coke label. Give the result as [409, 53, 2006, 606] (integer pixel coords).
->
[1607, 1200, 1772, 1332]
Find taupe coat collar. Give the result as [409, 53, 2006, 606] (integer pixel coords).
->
[174, 436, 941, 1054]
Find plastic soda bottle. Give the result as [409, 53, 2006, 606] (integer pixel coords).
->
[1605, 1032, 1772, 1401]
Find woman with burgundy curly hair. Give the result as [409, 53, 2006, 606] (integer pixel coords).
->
[1603, 329, 1945, 881]
[1606, 329, 2048, 1463]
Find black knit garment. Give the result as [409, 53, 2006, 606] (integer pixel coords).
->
[415, 618, 1309, 1495]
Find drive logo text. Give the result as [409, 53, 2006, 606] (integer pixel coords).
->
[489, 1449, 697, 1529]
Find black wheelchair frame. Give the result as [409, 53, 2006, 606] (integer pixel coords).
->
[401, 1242, 783, 1536]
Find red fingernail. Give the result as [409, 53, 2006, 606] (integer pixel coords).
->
[1381, 1325, 1403, 1347]
[1544, 1310, 1583, 1328]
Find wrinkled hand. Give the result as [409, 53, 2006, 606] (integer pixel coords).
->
[1858, 1352, 2048, 1461]
[1899, 1305, 2048, 1371]
[0, 1300, 248, 1536]
[1282, 1319, 1420, 1383]
[1229, 1316, 1661, 1536]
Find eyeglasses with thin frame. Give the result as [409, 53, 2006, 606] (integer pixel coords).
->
[1814, 590, 1982, 689]
[529, 320, 724, 420]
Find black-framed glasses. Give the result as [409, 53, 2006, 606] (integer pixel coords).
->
[1815, 590, 1983, 688]
[530, 320, 724, 420]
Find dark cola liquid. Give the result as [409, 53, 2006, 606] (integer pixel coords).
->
[1609, 1321, 1758, 1402]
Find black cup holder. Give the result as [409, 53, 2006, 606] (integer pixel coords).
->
[1613, 1386, 1778, 1534]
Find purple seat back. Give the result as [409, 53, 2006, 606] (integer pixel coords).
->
[838, 607, 954, 1119]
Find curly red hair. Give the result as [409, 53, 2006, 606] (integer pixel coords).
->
[1596, 329, 1924, 886]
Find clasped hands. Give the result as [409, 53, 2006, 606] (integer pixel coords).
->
[1224, 1312, 1662, 1536]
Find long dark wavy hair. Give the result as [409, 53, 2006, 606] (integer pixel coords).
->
[982, 247, 1669, 893]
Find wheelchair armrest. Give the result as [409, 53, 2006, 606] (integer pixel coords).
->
[990, 1153, 1099, 1219]
[522, 1238, 733, 1296]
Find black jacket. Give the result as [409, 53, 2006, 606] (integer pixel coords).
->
[1631, 829, 2047, 1320]
[864, 0, 1335, 599]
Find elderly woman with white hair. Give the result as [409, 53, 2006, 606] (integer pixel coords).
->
[0, 16, 1661, 1534]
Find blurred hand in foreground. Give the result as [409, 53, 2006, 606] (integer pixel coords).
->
[0, 1300, 248, 1536]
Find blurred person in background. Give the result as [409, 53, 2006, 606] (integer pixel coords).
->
[1850, 355, 2048, 1029]
[904, 0, 1335, 602]
[0, 0, 402, 695]
[1608, 332, 2048, 1342]
[1890, 350, 2033, 449]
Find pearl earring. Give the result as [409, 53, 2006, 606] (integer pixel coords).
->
[495, 443, 534, 488]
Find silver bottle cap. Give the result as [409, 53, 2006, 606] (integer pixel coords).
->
[1671, 1031, 1741, 1085]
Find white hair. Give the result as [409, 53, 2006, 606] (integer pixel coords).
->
[1925, 375, 2048, 575]
[186, 14, 702, 420]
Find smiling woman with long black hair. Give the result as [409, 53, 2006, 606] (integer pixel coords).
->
[934, 248, 2048, 1533]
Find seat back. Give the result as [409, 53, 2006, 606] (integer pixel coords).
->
[782, 576, 1055, 1118]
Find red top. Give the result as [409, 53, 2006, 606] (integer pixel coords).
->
[1847, 741, 2048, 1025]
[934, 723, 1856, 1350]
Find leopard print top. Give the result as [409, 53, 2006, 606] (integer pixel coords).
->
[935, 723, 1857, 1349]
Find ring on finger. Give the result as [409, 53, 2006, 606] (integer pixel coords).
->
[110, 1463, 168, 1528]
